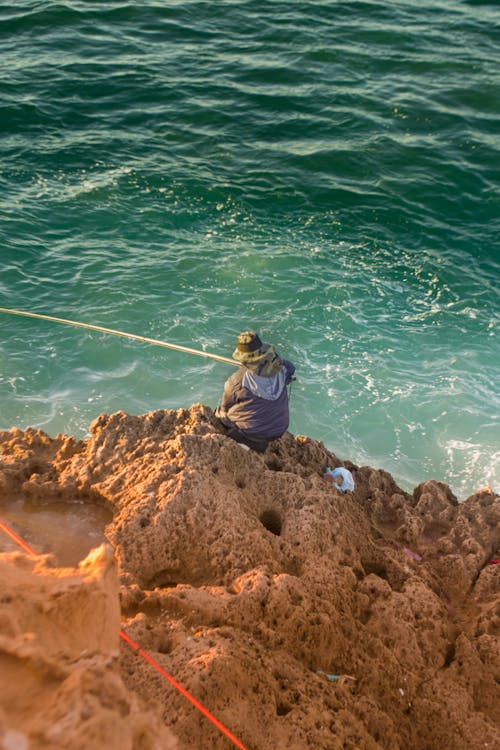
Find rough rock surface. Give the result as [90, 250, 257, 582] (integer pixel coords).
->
[0, 404, 498, 750]
[0, 545, 177, 750]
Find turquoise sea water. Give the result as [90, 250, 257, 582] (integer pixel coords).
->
[0, 1, 499, 499]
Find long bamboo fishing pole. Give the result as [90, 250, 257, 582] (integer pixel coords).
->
[0, 307, 238, 366]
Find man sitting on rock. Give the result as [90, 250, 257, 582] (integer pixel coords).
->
[215, 331, 295, 452]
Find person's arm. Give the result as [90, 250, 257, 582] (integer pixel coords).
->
[217, 372, 240, 417]
[283, 359, 296, 385]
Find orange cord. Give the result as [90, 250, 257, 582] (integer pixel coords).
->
[0, 518, 250, 750]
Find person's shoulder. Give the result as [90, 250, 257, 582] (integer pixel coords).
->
[226, 367, 245, 386]
[283, 359, 295, 375]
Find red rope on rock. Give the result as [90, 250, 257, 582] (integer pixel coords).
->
[119, 630, 249, 749]
[0, 518, 250, 750]
[0, 519, 38, 556]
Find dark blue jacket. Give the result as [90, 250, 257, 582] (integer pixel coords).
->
[218, 360, 295, 439]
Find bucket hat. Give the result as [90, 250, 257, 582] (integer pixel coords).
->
[233, 331, 273, 363]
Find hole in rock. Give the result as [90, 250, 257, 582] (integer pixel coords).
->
[259, 510, 282, 536]
[157, 638, 174, 655]
[265, 457, 282, 472]
[363, 562, 390, 581]
[443, 641, 456, 668]
[276, 702, 291, 716]
[0, 498, 112, 567]
[146, 569, 180, 589]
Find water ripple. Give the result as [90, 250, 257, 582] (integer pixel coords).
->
[1, 0, 498, 497]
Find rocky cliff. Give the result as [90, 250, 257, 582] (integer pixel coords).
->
[0, 405, 498, 750]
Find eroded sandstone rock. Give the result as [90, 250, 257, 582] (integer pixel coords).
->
[0, 405, 498, 750]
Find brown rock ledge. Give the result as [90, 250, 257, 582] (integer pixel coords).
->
[0, 404, 498, 750]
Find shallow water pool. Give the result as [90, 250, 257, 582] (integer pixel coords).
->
[0, 499, 113, 567]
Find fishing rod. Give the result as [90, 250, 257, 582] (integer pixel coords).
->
[0, 307, 238, 366]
